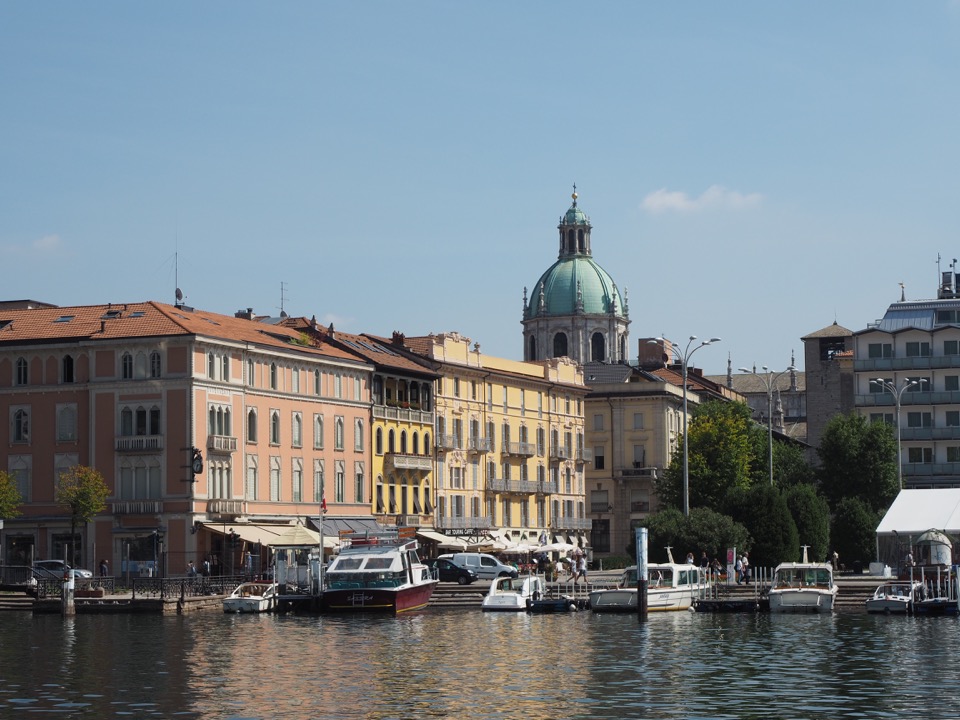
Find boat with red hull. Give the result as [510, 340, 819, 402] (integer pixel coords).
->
[321, 527, 437, 614]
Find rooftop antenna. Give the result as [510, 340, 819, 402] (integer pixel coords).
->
[174, 250, 184, 308]
[278, 282, 288, 318]
[899, 282, 905, 302]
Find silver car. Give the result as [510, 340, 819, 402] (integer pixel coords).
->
[33, 560, 94, 579]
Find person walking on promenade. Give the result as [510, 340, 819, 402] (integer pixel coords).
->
[741, 552, 750, 583]
[576, 555, 588, 584]
[99, 559, 109, 578]
[735, 555, 744, 584]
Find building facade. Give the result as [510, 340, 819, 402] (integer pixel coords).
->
[853, 271, 960, 488]
[0, 301, 372, 575]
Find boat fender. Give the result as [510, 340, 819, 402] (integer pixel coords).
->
[568, 603, 577, 612]
[532, 591, 542, 601]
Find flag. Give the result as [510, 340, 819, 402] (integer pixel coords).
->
[321, 490, 327, 514]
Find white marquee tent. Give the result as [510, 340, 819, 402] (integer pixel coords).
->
[875, 488, 960, 567]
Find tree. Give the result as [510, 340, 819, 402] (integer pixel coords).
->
[0, 470, 23, 519]
[655, 400, 758, 511]
[783, 483, 831, 563]
[56, 465, 109, 565]
[831, 496, 880, 568]
[817, 412, 898, 513]
[641, 506, 751, 564]
[725, 484, 799, 569]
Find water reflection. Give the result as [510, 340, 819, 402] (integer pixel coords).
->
[1, 610, 960, 719]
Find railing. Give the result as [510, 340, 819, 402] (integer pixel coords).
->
[555, 516, 593, 530]
[504, 441, 536, 457]
[388, 454, 432, 471]
[208, 435, 238, 452]
[131, 575, 243, 600]
[373, 405, 435, 425]
[436, 434, 460, 450]
[856, 391, 960, 406]
[435, 515, 492, 530]
[208, 499, 246, 516]
[577, 448, 594, 462]
[616, 466, 659, 479]
[468, 437, 492, 453]
[899, 427, 960, 441]
[854, 356, 960, 372]
[115, 435, 163, 452]
[487, 479, 538, 494]
[903, 462, 960, 477]
[550, 446, 571, 460]
[111, 500, 164, 515]
[630, 501, 651, 513]
[538, 481, 559, 494]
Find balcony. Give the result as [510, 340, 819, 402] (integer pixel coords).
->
[487, 478, 538, 494]
[615, 466, 659, 479]
[115, 435, 163, 452]
[577, 448, 594, 463]
[373, 405, 434, 425]
[111, 500, 163, 515]
[550, 445, 572, 460]
[376, 513, 423, 527]
[388, 454, 432, 471]
[856, 391, 960, 407]
[504, 441, 536, 457]
[207, 435, 237, 453]
[899, 427, 960, 441]
[554, 516, 593, 531]
[854, 356, 960, 372]
[468, 437, 492, 453]
[435, 515, 492, 531]
[208, 499, 246, 516]
[538, 481, 559, 494]
[436, 434, 460, 451]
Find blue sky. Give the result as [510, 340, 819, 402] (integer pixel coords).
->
[3, 3, 960, 375]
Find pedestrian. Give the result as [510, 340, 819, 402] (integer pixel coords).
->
[99, 559, 108, 577]
[711, 557, 722, 578]
[202, 558, 211, 577]
[735, 555, 743, 584]
[831, 550, 839, 572]
[685, 552, 695, 565]
[187, 561, 197, 577]
[699, 551, 709, 570]
[742, 553, 751, 583]
[906, 550, 915, 568]
[576, 555, 588, 584]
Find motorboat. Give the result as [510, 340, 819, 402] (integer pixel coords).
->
[912, 567, 960, 616]
[768, 547, 837, 614]
[589, 563, 706, 613]
[864, 582, 921, 614]
[321, 527, 437, 614]
[481, 574, 546, 612]
[222, 581, 278, 613]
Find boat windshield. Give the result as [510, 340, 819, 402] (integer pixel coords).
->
[774, 568, 832, 588]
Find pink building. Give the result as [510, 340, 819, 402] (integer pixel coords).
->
[0, 300, 373, 577]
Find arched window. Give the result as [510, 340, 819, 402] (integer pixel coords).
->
[121, 352, 133, 380]
[591, 332, 606, 362]
[270, 363, 278, 390]
[62, 354, 75, 383]
[13, 409, 29, 443]
[527, 335, 537, 361]
[566, 228, 575, 253]
[334, 417, 344, 450]
[120, 407, 133, 436]
[15, 357, 28, 385]
[271, 411, 281, 444]
[373, 376, 384, 405]
[150, 351, 162, 378]
[208, 353, 216, 379]
[412, 432, 420, 455]
[135, 406, 147, 435]
[314, 369, 321, 395]
[400, 431, 408, 454]
[388, 429, 396, 454]
[247, 409, 258, 443]
[553, 333, 568, 358]
[354, 419, 364, 451]
[375, 427, 383, 455]
[292, 414, 302, 447]
[149, 406, 161, 435]
[577, 228, 585, 253]
[423, 432, 430, 451]
[314, 415, 324, 449]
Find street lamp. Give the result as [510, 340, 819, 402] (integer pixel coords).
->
[738, 365, 796, 486]
[652, 335, 722, 516]
[870, 378, 920, 489]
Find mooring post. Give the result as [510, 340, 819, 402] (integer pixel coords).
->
[636, 527, 648, 621]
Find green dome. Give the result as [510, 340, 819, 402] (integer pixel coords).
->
[564, 204, 588, 225]
[530, 256, 623, 316]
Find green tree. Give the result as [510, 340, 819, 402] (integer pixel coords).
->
[831, 496, 880, 568]
[725, 484, 799, 569]
[56, 465, 109, 564]
[817, 412, 898, 513]
[0, 470, 23, 519]
[776, 442, 818, 488]
[783, 483, 831, 563]
[656, 400, 758, 511]
[641, 507, 751, 564]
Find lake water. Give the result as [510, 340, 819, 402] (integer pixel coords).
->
[0, 608, 956, 719]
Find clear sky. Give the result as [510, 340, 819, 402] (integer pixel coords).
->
[3, 3, 959, 375]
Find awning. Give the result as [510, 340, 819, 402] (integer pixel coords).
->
[417, 530, 468, 549]
[876, 488, 960, 536]
[203, 523, 288, 547]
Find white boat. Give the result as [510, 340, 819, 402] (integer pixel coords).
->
[865, 582, 921, 614]
[589, 563, 706, 613]
[768, 547, 837, 614]
[481, 574, 546, 612]
[222, 581, 278, 613]
[321, 527, 438, 614]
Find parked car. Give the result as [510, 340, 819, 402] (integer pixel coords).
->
[33, 560, 94, 579]
[437, 553, 519, 580]
[425, 557, 479, 585]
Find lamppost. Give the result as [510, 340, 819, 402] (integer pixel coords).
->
[653, 335, 722, 516]
[870, 378, 920, 489]
[738, 365, 796, 486]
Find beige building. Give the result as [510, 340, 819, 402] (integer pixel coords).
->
[398, 332, 590, 548]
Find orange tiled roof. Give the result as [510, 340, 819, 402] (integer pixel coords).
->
[0, 301, 364, 363]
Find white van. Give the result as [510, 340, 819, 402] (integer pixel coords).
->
[439, 553, 519, 580]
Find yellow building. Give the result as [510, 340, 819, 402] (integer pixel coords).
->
[400, 332, 589, 548]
